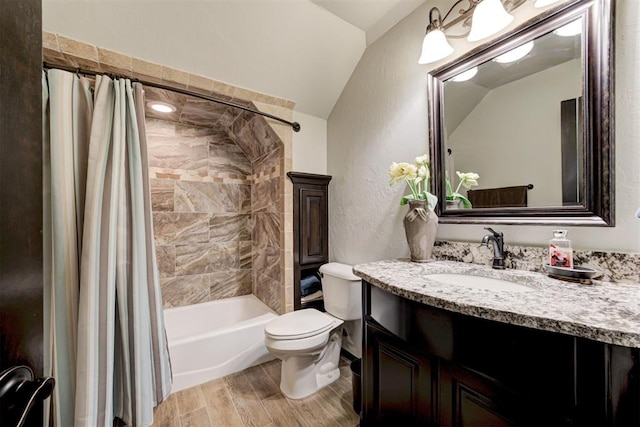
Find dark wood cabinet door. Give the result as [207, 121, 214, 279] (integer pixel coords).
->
[299, 188, 327, 265]
[439, 365, 520, 427]
[365, 323, 435, 425]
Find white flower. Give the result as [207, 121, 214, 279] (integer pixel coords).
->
[416, 165, 429, 184]
[399, 163, 418, 180]
[456, 171, 480, 189]
[388, 162, 404, 184]
[389, 162, 417, 183]
[388, 154, 436, 209]
[415, 154, 429, 165]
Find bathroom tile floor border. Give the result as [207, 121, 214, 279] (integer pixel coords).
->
[153, 357, 359, 426]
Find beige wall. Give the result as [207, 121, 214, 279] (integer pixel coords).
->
[292, 111, 328, 175]
[327, 0, 640, 265]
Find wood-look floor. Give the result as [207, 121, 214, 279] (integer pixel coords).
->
[153, 357, 360, 427]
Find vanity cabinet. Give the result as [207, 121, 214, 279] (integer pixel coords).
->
[288, 172, 331, 311]
[362, 281, 640, 426]
[366, 321, 436, 425]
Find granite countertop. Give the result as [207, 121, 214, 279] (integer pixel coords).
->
[353, 259, 640, 348]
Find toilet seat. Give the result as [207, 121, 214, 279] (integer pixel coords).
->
[265, 309, 338, 340]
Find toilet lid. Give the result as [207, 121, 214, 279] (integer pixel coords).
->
[265, 309, 337, 340]
[319, 262, 360, 281]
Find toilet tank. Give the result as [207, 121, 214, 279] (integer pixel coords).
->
[319, 262, 362, 321]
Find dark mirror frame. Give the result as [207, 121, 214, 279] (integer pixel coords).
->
[427, 0, 614, 226]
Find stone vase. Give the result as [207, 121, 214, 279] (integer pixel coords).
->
[446, 199, 461, 209]
[403, 200, 438, 262]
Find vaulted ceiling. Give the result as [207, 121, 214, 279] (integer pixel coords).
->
[42, 0, 428, 119]
[310, 0, 426, 45]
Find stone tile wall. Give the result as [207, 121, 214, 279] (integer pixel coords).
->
[148, 118, 253, 307]
[251, 147, 283, 312]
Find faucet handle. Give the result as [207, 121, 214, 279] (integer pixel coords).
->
[484, 227, 503, 237]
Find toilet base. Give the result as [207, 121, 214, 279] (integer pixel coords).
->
[278, 327, 343, 399]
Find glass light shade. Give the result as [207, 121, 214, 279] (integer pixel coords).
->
[534, 0, 563, 7]
[149, 102, 176, 113]
[467, 0, 514, 42]
[450, 67, 478, 82]
[493, 41, 534, 63]
[418, 29, 454, 64]
[554, 19, 582, 36]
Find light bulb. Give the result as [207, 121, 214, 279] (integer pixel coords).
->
[467, 0, 514, 42]
[493, 41, 534, 63]
[554, 19, 582, 37]
[418, 29, 454, 64]
[450, 67, 478, 82]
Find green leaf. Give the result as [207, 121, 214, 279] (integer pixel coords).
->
[451, 193, 472, 209]
[458, 195, 472, 209]
[446, 179, 454, 196]
[400, 194, 415, 206]
[426, 192, 438, 211]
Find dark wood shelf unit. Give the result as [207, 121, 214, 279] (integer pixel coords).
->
[288, 172, 332, 311]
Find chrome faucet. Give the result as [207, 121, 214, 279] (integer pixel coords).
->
[481, 227, 505, 270]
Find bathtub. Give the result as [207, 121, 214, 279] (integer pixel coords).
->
[163, 295, 278, 393]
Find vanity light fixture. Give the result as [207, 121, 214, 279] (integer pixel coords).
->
[418, 25, 454, 65]
[534, 0, 563, 7]
[149, 101, 176, 113]
[450, 66, 478, 82]
[553, 19, 582, 36]
[493, 40, 534, 63]
[418, 0, 515, 65]
[467, 0, 514, 42]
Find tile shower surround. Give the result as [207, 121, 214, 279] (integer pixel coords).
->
[42, 31, 295, 314]
[148, 119, 253, 308]
[147, 113, 286, 312]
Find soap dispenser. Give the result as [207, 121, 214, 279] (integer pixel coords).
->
[549, 230, 573, 268]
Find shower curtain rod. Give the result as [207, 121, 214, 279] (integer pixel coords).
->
[43, 62, 301, 132]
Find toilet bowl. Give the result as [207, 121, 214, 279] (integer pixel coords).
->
[264, 262, 361, 399]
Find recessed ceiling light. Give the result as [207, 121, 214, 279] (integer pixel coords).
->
[493, 41, 534, 64]
[451, 67, 478, 82]
[149, 102, 176, 113]
[554, 19, 582, 37]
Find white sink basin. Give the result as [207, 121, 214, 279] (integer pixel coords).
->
[426, 273, 533, 292]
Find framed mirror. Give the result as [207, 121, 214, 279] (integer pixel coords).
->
[427, 0, 613, 225]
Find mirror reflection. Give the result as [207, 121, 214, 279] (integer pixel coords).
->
[442, 18, 583, 211]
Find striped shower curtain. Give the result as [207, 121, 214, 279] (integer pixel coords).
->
[43, 69, 172, 426]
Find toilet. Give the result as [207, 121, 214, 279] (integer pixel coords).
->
[264, 262, 361, 399]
